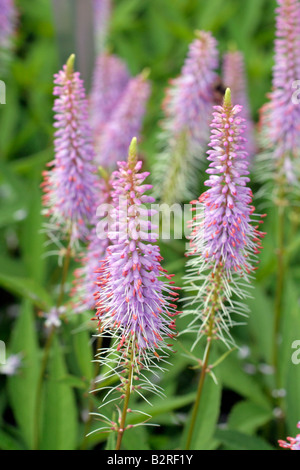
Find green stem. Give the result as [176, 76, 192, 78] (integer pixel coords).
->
[272, 202, 285, 378]
[32, 242, 72, 450]
[185, 338, 212, 450]
[185, 269, 221, 450]
[80, 335, 103, 450]
[115, 345, 134, 451]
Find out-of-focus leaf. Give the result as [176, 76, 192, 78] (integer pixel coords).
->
[228, 400, 272, 435]
[7, 300, 40, 449]
[215, 429, 275, 450]
[105, 428, 117, 450]
[21, 169, 46, 284]
[122, 426, 150, 450]
[71, 319, 94, 383]
[246, 283, 273, 364]
[0, 272, 52, 310]
[40, 337, 78, 450]
[218, 352, 269, 408]
[57, 374, 87, 390]
[0, 430, 27, 450]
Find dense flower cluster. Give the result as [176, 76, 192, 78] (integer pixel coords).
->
[94, 138, 178, 356]
[41, 56, 98, 248]
[154, 30, 219, 203]
[184, 89, 265, 347]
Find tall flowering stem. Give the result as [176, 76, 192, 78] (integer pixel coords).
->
[154, 30, 219, 204]
[90, 138, 179, 449]
[0, 0, 17, 74]
[258, 0, 300, 390]
[93, 0, 111, 54]
[41, 54, 98, 250]
[183, 89, 265, 449]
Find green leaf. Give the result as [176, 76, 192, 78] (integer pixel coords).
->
[218, 352, 269, 408]
[105, 429, 117, 451]
[246, 284, 273, 364]
[57, 374, 87, 390]
[180, 375, 222, 450]
[0, 272, 52, 310]
[40, 337, 78, 450]
[0, 430, 27, 450]
[71, 318, 94, 383]
[21, 169, 46, 284]
[215, 429, 275, 450]
[122, 425, 150, 450]
[228, 400, 273, 435]
[7, 300, 40, 449]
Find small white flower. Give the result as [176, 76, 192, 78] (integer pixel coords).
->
[44, 306, 66, 329]
[0, 353, 22, 376]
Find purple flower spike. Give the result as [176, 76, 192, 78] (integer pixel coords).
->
[0, 0, 17, 71]
[279, 422, 300, 450]
[260, 0, 300, 166]
[42, 55, 98, 248]
[89, 52, 130, 139]
[222, 50, 256, 160]
[195, 88, 263, 273]
[184, 89, 265, 348]
[154, 30, 219, 203]
[94, 138, 178, 356]
[95, 73, 151, 169]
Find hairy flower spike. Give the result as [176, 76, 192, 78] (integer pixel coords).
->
[183, 89, 265, 348]
[154, 30, 219, 204]
[95, 73, 151, 168]
[41, 55, 98, 248]
[95, 138, 178, 355]
[279, 422, 300, 450]
[259, 0, 300, 180]
[222, 50, 256, 160]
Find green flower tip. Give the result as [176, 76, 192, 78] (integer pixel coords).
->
[66, 54, 76, 76]
[227, 41, 238, 52]
[98, 166, 109, 182]
[141, 68, 151, 80]
[128, 137, 138, 167]
[224, 88, 232, 107]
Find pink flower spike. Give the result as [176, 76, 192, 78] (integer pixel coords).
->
[42, 54, 98, 249]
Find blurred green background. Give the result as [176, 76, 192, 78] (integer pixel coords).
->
[1, 0, 300, 451]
